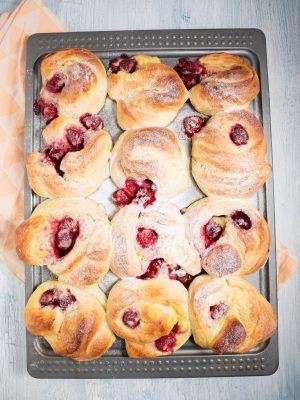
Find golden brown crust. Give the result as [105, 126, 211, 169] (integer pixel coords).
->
[40, 48, 107, 118]
[188, 275, 277, 353]
[192, 110, 272, 198]
[24, 280, 115, 360]
[190, 53, 260, 115]
[185, 197, 270, 277]
[106, 278, 191, 358]
[108, 56, 188, 129]
[26, 117, 112, 197]
[110, 126, 189, 198]
[15, 198, 111, 288]
[110, 202, 200, 278]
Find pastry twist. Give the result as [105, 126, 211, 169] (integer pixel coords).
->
[25, 280, 115, 360]
[106, 278, 191, 358]
[192, 110, 272, 198]
[185, 197, 270, 277]
[15, 198, 111, 288]
[111, 202, 200, 280]
[108, 55, 188, 129]
[26, 116, 112, 197]
[188, 275, 277, 353]
[190, 52, 260, 115]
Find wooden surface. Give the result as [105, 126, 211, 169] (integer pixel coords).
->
[0, 0, 299, 399]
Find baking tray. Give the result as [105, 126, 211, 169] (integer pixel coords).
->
[24, 29, 278, 378]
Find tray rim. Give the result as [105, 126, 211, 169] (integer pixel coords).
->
[24, 28, 278, 379]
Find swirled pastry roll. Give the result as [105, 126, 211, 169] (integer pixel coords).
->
[106, 278, 191, 358]
[185, 197, 270, 277]
[188, 275, 277, 353]
[15, 198, 111, 288]
[26, 116, 112, 198]
[108, 55, 188, 129]
[36, 48, 107, 122]
[192, 110, 272, 198]
[190, 52, 260, 115]
[111, 202, 200, 283]
[110, 126, 189, 199]
[25, 280, 115, 360]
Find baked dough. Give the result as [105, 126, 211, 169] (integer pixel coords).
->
[111, 202, 200, 279]
[39, 48, 107, 119]
[185, 197, 270, 277]
[26, 116, 112, 197]
[190, 52, 260, 115]
[188, 275, 277, 353]
[110, 126, 189, 199]
[192, 109, 272, 198]
[106, 278, 191, 358]
[15, 198, 111, 288]
[25, 280, 115, 360]
[108, 55, 188, 129]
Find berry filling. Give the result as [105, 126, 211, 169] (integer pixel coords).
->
[112, 178, 157, 208]
[155, 323, 179, 352]
[174, 57, 207, 89]
[109, 53, 137, 73]
[231, 211, 252, 230]
[33, 98, 58, 124]
[80, 113, 104, 130]
[138, 258, 164, 280]
[43, 126, 85, 176]
[45, 73, 65, 93]
[183, 115, 208, 138]
[229, 124, 249, 146]
[138, 258, 194, 288]
[136, 227, 158, 249]
[122, 309, 141, 329]
[210, 302, 229, 320]
[202, 218, 224, 248]
[40, 288, 76, 311]
[168, 264, 195, 288]
[52, 217, 80, 258]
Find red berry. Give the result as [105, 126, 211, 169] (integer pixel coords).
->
[231, 211, 252, 230]
[183, 115, 208, 138]
[202, 219, 223, 248]
[210, 302, 229, 320]
[136, 227, 158, 249]
[122, 309, 140, 329]
[229, 124, 249, 145]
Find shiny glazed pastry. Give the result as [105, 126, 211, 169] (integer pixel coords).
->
[25, 280, 115, 360]
[26, 116, 112, 197]
[192, 110, 272, 198]
[188, 275, 277, 353]
[110, 202, 200, 283]
[106, 278, 191, 358]
[185, 197, 270, 277]
[190, 52, 260, 115]
[35, 48, 107, 122]
[15, 198, 111, 288]
[108, 54, 188, 129]
[110, 126, 189, 200]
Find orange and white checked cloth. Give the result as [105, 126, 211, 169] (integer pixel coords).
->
[0, 0, 297, 285]
[0, 0, 65, 282]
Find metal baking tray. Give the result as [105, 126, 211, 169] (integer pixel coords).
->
[24, 29, 278, 378]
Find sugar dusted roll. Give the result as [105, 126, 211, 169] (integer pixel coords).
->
[25, 280, 115, 361]
[188, 275, 277, 353]
[185, 197, 270, 277]
[192, 109, 272, 198]
[15, 198, 111, 288]
[26, 116, 112, 198]
[106, 278, 191, 358]
[35, 48, 107, 123]
[108, 54, 188, 129]
[110, 201, 200, 283]
[110, 126, 189, 206]
[190, 52, 260, 115]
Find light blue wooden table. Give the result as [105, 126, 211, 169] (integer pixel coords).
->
[0, 1, 299, 399]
